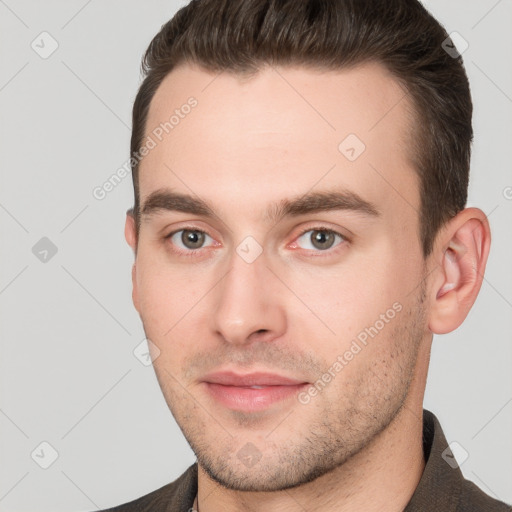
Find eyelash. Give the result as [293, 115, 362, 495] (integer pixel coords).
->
[164, 225, 349, 258]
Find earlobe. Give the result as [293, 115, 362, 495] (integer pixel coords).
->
[124, 211, 140, 313]
[428, 208, 491, 335]
[131, 262, 140, 313]
[124, 211, 138, 253]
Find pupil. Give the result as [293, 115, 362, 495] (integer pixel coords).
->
[183, 230, 204, 249]
[312, 230, 334, 250]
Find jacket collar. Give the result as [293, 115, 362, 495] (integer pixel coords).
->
[404, 409, 463, 511]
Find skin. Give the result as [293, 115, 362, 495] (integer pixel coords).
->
[125, 62, 491, 511]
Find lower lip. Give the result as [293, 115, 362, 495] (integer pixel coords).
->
[204, 382, 308, 412]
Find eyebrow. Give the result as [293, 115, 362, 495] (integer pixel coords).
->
[140, 187, 380, 224]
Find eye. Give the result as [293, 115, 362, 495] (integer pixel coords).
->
[167, 228, 216, 252]
[295, 228, 346, 251]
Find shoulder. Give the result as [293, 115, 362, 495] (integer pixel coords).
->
[96, 463, 198, 512]
[405, 410, 511, 512]
[457, 479, 511, 512]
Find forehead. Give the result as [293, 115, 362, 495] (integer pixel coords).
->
[139, 62, 419, 225]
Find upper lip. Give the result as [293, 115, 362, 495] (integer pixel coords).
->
[202, 371, 308, 387]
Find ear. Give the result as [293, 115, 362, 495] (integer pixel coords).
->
[124, 210, 140, 313]
[428, 207, 491, 334]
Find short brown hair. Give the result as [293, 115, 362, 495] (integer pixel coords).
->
[130, 0, 472, 257]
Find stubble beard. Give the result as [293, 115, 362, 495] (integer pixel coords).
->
[152, 286, 427, 493]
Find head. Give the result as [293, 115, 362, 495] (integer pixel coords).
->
[125, 0, 490, 493]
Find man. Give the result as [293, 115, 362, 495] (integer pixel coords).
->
[101, 0, 510, 510]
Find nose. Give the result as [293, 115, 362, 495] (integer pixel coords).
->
[211, 247, 287, 346]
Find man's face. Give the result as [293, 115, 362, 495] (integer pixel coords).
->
[127, 62, 431, 491]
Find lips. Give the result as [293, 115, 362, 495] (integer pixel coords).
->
[202, 371, 307, 387]
[201, 371, 309, 412]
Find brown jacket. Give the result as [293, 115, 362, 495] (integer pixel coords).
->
[99, 410, 511, 511]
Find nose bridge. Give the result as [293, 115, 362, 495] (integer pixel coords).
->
[212, 247, 285, 345]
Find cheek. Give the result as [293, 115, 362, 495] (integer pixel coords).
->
[135, 257, 207, 337]
[287, 256, 405, 335]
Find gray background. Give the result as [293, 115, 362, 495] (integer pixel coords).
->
[0, 1, 511, 510]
